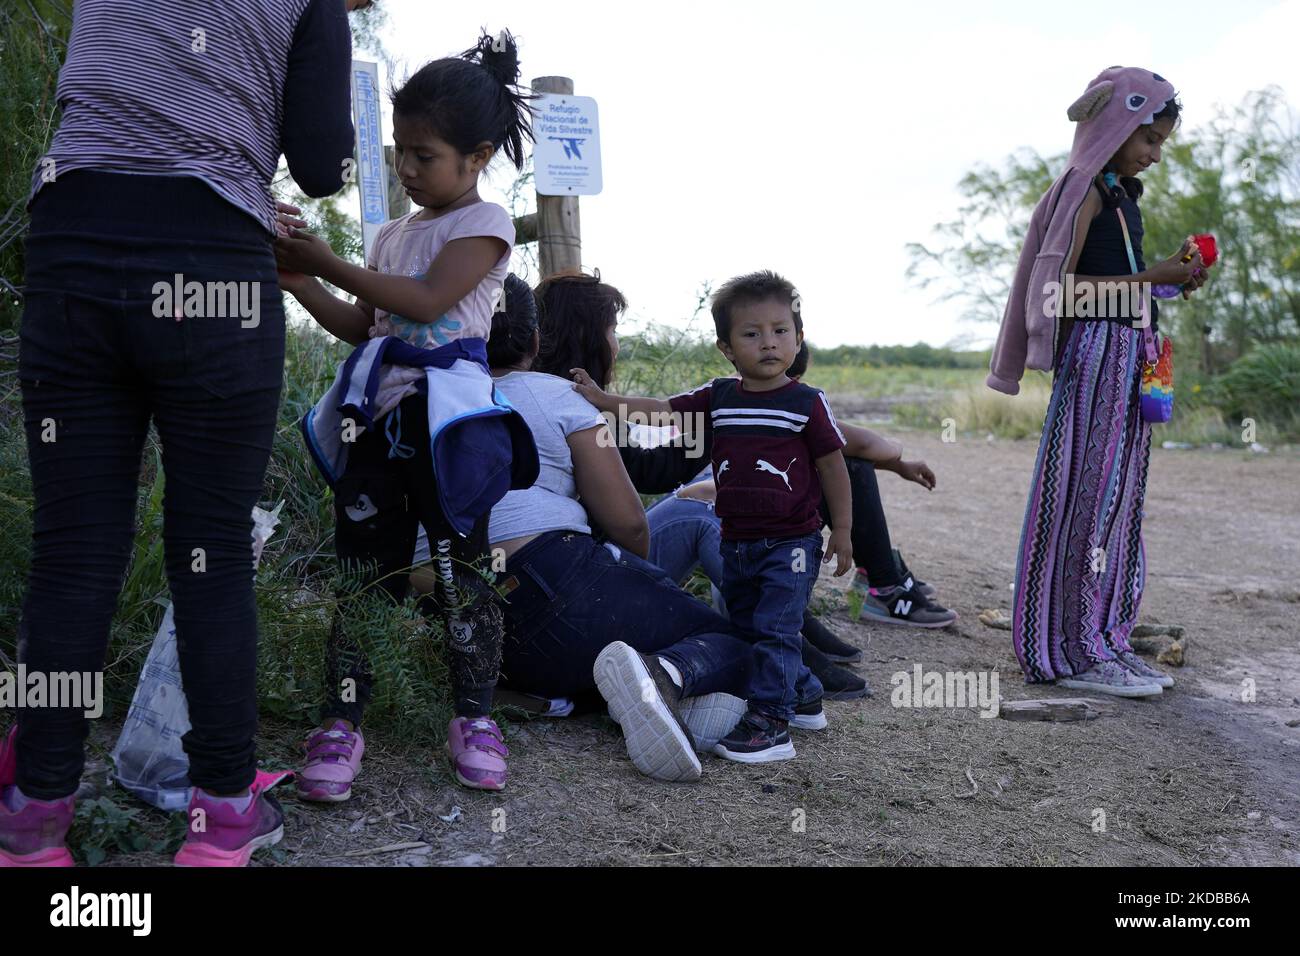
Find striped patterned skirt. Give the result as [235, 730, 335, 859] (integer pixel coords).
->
[1011, 319, 1153, 683]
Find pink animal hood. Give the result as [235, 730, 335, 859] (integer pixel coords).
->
[987, 66, 1176, 395]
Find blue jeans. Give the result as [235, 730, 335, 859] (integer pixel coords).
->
[498, 531, 754, 699]
[719, 534, 825, 721]
[647, 493, 723, 587]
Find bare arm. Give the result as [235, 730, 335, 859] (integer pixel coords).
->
[569, 424, 651, 558]
[815, 450, 853, 576]
[319, 235, 506, 324]
[276, 228, 506, 327]
[287, 275, 376, 346]
[569, 369, 673, 419]
[840, 421, 903, 463]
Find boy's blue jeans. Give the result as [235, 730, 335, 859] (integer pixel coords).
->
[719, 533, 825, 721]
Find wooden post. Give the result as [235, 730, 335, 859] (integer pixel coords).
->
[383, 145, 410, 220]
[531, 76, 582, 278]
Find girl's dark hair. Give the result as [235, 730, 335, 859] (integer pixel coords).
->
[1107, 93, 1182, 201]
[533, 273, 628, 390]
[487, 273, 539, 368]
[390, 29, 536, 170]
[711, 270, 802, 343]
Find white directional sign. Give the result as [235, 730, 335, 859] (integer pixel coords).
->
[350, 59, 389, 260]
[533, 94, 602, 196]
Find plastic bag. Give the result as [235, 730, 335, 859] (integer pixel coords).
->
[111, 505, 282, 811]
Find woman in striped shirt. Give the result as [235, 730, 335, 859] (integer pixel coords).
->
[2, 0, 358, 868]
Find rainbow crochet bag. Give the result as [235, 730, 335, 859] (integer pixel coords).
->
[1116, 207, 1173, 423]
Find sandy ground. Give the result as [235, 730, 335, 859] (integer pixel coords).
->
[79, 427, 1300, 867]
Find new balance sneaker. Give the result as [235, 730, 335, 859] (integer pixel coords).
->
[174, 770, 292, 867]
[679, 693, 747, 753]
[892, 549, 938, 599]
[801, 614, 862, 663]
[790, 699, 828, 731]
[297, 721, 365, 803]
[850, 551, 939, 601]
[713, 712, 796, 764]
[1057, 660, 1162, 699]
[594, 642, 701, 782]
[858, 582, 958, 629]
[802, 638, 871, 700]
[0, 728, 74, 868]
[1117, 651, 1175, 689]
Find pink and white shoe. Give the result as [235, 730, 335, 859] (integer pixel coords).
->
[174, 770, 293, 867]
[447, 717, 508, 791]
[297, 722, 365, 803]
[0, 727, 75, 868]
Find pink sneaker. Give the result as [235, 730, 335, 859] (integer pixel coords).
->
[297, 722, 365, 803]
[173, 769, 292, 867]
[447, 717, 508, 791]
[0, 728, 75, 868]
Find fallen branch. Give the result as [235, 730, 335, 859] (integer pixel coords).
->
[342, 841, 429, 858]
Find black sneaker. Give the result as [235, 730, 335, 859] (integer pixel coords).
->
[801, 637, 871, 700]
[858, 583, 958, 629]
[790, 698, 828, 731]
[713, 711, 796, 764]
[801, 612, 862, 663]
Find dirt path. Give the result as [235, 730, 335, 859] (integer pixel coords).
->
[97, 429, 1300, 867]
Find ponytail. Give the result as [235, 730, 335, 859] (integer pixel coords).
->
[390, 28, 536, 171]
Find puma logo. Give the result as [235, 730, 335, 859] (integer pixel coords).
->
[755, 458, 797, 491]
[717, 460, 730, 478]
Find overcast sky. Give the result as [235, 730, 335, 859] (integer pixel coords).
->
[363, 0, 1299, 348]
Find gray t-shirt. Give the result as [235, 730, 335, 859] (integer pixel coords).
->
[488, 371, 606, 544]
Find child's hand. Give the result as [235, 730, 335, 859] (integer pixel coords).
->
[274, 227, 336, 278]
[824, 527, 853, 577]
[368, 316, 393, 339]
[570, 368, 611, 409]
[897, 460, 936, 490]
[276, 268, 311, 295]
[275, 201, 308, 238]
[1150, 237, 1203, 287]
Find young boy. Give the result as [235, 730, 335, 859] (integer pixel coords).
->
[572, 270, 853, 762]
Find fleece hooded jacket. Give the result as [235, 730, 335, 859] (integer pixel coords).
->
[987, 66, 1176, 395]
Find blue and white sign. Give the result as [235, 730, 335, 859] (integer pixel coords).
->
[351, 60, 389, 260]
[533, 94, 602, 196]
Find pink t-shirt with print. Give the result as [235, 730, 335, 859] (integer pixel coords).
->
[366, 201, 515, 349]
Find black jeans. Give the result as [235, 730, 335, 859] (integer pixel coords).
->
[15, 171, 284, 799]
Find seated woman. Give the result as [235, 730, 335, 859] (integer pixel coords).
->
[529, 274, 957, 676]
[461, 275, 766, 783]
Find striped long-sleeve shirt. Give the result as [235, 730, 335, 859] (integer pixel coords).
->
[28, 0, 355, 235]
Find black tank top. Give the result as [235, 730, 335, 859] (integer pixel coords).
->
[1075, 180, 1159, 331]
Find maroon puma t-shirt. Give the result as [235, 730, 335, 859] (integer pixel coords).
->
[669, 377, 846, 541]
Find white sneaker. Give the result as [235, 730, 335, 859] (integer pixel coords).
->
[593, 642, 702, 782]
[1057, 659, 1162, 698]
[679, 693, 747, 753]
[1117, 651, 1175, 688]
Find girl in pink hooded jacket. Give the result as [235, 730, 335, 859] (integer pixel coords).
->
[990, 66, 1209, 697]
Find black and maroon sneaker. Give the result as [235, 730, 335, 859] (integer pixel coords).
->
[713, 711, 796, 764]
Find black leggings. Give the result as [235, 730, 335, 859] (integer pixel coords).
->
[819, 457, 900, 588]
[15, 171, 284, 799]
[322, 395, 502, 726]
